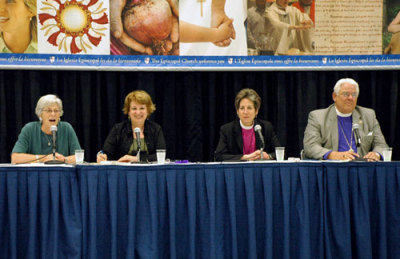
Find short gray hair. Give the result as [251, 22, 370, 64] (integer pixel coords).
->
[35, 94, 64, 119]
[333, 78, 359, 95]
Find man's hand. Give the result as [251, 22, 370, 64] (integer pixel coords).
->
[363, 152, 381, 162]
[328, 151, 360, 160]
[290, 20, 313, 30]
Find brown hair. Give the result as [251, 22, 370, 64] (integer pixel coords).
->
[234, 88, 261, 111]
[122, 90, 156, 117]
[25, 0, 37, 43]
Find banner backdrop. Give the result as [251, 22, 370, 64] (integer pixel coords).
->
[0, 0, 399, 70]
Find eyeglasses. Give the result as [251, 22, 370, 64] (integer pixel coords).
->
[43, 109, 60, 114]
[340, 92, 358, 98]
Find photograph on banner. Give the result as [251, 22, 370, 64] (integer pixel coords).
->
[246, 0, 387, 56]
[384, 0, 400, 54]
[314, 0, 382, 55]
[110, 0, 179, 55]
[0, 0, 37, 53]
[179, 0, 247, 56]
[247, 0, 314, 56]
[37, 0, 110, 54]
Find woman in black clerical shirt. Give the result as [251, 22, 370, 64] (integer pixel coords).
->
[215, 88, 280, 161]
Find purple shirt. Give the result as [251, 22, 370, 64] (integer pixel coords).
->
[323, 116, 357, 159]
[242, 128, 256, 155]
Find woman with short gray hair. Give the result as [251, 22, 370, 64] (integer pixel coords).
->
[11, 94, 81, 164]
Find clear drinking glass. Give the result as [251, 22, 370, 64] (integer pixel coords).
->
[75, 150, 85, 164]
[275, 147, 285, 161]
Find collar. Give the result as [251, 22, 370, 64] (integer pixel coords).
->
[256, 6, 266, 12]
[335, 106, 352, 117]
[272, 2, 289, 14]
[240, 120, 254, 130]
[0, 36, 38, 53]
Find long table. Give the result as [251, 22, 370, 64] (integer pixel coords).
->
[1, 162, 399, 259]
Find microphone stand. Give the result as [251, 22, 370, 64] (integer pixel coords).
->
[133, 127, 141, 163]
[45, 130, 64, 164]
[44, 149, 64, 164]
[136, 149, 141, 162]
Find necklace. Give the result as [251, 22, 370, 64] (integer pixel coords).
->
[43, 133, 52, 146]
[338, 120, 354, 152]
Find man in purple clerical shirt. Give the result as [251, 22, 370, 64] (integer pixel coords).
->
[303, 78, 388, 161]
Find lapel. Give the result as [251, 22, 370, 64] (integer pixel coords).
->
[327, 105, 339, 151]
[352, 107, 368, 155]
[233, 120, 243, 152]
[352, 107, 364, 137]
[254, 119, 261, 150]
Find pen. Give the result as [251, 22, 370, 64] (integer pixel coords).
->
[175, 160, 189, 164]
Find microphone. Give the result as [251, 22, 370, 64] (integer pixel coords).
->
[352, 123, 361, 147]
[134, 127, 141, 150]
[51, 125, 57, 155]
[254, 124, 265, 150]
[134, 127, 141, 161]
[45, 125, 63, 164]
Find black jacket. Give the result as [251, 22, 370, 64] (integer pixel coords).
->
[102, 119, 166, 162]
[214, 119, 280, 161]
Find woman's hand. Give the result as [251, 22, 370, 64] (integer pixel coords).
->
[242, 150, 271, 161]
[261, 151, 270, 160]
[97, 153, 108, 163]
[41, 153, 65, 163]
[118, 155, 138, 163]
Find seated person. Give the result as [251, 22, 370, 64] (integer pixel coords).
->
[97, 90, 166, 163]
[215, 88, 280, 161]
[11, 94, 81, 164]
[303, 78, 388, 161]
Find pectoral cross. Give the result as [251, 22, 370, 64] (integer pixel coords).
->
[197, 0, 205, 17]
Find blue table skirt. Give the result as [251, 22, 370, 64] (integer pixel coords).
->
[0, 166, 81, 259]
[324, 163, 400, 259]
[78, 163, 323, 259]
[1, 162, 400, 259]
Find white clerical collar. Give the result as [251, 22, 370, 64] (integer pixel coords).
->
[335, 106, 352, 117]
[274, 3, 288, 14]
[240, 120, 254, 130]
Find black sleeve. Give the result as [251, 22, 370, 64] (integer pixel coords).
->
[102, 124, 119, 160]
[147, 126, 166, 162]
[264, 122, 281, 160]
[214, 126, 243, 162]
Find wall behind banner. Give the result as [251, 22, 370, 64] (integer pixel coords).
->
[0, 70, 399, 163]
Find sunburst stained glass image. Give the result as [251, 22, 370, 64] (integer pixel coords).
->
[38, 0, 110, 54]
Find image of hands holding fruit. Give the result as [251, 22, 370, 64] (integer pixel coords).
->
[110, 0, 179, 55]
